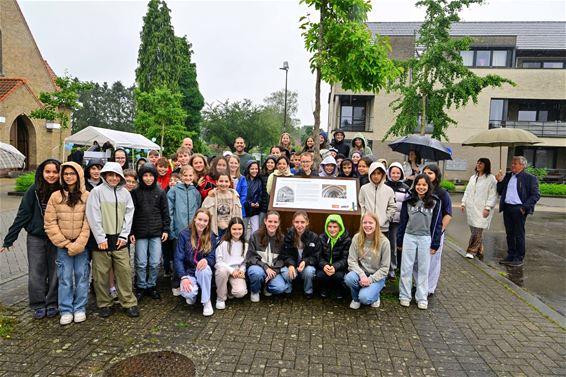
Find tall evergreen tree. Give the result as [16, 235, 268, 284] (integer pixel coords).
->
[135, 0, 180, 92]
[176, 35, 205, 151]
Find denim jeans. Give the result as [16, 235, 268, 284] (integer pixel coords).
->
[180, 266, 212, 304]
[56, 248, 90, 314]
[344, 271, 385, 305]
[27, 235, 58, 310]
[280, 265, 316, 294]
[246, 265, 290, 294]
[399, 233, 431, 303]
[135, 237, 162, 289]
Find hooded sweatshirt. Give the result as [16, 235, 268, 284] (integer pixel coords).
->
[3, 159, 61, 247]
[167, 180, 202, 239]
[385, 162, 411, 223]
[266, 166, 293, 194]
[349, 132, 372, 157]
[85, 162, 135, 248]
[358, 161, 397, 232]
[318, 155, 338, 177]
[130, 164, 170, 239]
[44, 162, 91, 255]
[318, 214, 351, 271]
[201, 188, 243, 235]
[331, 129, 350, 157]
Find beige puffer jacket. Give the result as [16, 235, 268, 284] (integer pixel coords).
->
[44, 161, 90, 256]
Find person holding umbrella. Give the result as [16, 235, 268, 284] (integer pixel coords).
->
[495, 156, 540, 267]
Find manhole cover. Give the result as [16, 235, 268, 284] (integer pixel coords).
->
[105, 351, 196, 377]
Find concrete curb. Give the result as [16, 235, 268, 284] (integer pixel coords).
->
[445, 239, 566, 328]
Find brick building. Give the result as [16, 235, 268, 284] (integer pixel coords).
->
[0, 0, 68, 169]
[328, 22, 566, 181]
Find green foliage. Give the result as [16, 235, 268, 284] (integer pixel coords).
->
[263, 89, 300, 133]
[72, 81, 135, 133]
[0, 305, 16, 339]
[201, 99, 280, 151]
[384, 0, 515, 141]
[300, 0, 400, 157]
[134, 87, 188, 156]
[176, 36, 205, 153]
[440, 179, 456, 192]
[15, 172, 35, 193]
[136, 0, 180, 93]
[539, 183, 566, 196]
[525, 166, 548, 182]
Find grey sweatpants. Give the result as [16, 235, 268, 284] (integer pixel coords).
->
[27, 234, 58, 310]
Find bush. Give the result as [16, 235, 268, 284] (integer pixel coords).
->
[539, 183, 566, 196]
[15, 172, 35, 193]
[526, 166, 548, 182]
[440, 180, 456, 192]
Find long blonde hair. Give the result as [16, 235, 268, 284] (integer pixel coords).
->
[355, 212, 381, 255]
[190, 208, 213, 254]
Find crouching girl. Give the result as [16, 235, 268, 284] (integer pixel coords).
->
[318, 214, 351, 298]
[174, 208, 217, 316]
[344, 212, 390, 309]
[215, 217, 248, 309]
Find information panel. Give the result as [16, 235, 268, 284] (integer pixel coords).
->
[271, 176, 359, 212]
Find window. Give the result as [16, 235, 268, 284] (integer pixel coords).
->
[490, 99, 505, 122]
[339, 96, 369, 131]
[459, 49, 512, 68]
[522, 61, 542, 68]
[522, 61, 565, 69]
[516, 147, 558, 169]
[460, 51, 474, 67]
[518, 110, 537, 122]
[475, 51, 491, 67]
[543, 62, 564, 69]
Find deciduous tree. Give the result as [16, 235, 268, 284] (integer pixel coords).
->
[384, 0, 515, 140]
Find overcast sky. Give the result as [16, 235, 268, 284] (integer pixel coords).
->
[19, 0, 566, 129]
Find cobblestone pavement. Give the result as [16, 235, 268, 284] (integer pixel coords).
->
[1, 244, 564, 377]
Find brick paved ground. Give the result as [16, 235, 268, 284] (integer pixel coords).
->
[0, 244, 564, 377]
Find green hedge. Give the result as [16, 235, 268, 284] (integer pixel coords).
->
[539, 183, 566, 196]
[440, 180, 456, 192]
[15, 172, 35, 193]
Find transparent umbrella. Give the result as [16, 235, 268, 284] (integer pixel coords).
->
[0, 142, 26, 169]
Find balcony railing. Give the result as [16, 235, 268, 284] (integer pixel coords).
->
[489, 120, 566, 137]
[337, 116, 374, 132]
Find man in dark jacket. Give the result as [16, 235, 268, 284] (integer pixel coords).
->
[130, 164, 170, 299]
[318, 214, 351, 298]
[496, 156, 540, 266]
[331, 129, 350, 157]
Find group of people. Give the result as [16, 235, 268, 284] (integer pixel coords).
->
[1, 131, 539, 324]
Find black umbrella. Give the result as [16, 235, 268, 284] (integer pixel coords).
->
[388, 135, 452, 161]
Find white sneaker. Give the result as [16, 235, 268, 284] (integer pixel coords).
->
[216, 300, 226, 310]
[400, 299, 410, 307]
[171, 288, 181, 296]
[203, 301, 214, 316]
[185, 297, 196, 305]
[263, 288, 272, 297]
[73, 312, 86, 323]
[417, 301, 428, 310]
[60, 313, 73, 326]
[371, 299, 381, 308]
[109, 287, 118, 299]
[349, 300, 361, 310]
[250, 292, 260, 302]
[465, 253, 474, 259]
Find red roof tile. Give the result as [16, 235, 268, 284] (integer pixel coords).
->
[0, 77, 41, 105]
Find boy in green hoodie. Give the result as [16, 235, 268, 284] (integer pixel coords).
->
[317, 214, 351, 298]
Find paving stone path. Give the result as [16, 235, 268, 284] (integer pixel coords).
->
[0, 243, 564, 377]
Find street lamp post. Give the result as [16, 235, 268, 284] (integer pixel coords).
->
[280, 61, 289, 131]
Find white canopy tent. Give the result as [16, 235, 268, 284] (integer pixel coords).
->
[65, 126, 161, 151]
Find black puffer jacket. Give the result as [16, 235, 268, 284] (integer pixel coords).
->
[281, 228, 322, 267]
[130, 164, 170, 238]
[331, 129, 350, 157]
[319, 231, 351, 272]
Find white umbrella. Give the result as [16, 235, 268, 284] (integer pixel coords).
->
[0, 142, 26, 169]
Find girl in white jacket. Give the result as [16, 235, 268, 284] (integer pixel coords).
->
[461, 158, 497, 259]
[215, 217, 248, 309]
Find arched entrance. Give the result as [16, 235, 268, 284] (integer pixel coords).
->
[9, 115, 36, 169]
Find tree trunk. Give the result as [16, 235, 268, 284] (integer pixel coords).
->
[420, 94, 427, 135]
[160, 121, 165, 151]
[312, 1, 326, 165]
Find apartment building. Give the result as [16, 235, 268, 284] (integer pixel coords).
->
[328, 22, 566, 181]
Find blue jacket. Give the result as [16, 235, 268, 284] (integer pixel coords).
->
[167, 183, 202, 239]
[397, 194, 443, 250]
[245, 162, 263, 218]
[174, 228, 217, 278]
[497, 171, 540, 215]
[234, 176, 248, 218]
